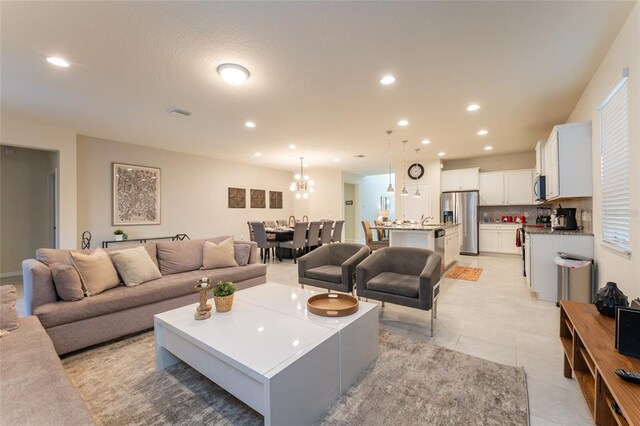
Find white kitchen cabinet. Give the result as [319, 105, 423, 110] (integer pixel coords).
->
[534, 140, 545, 176]
[528, 233, 593, 302]
[543, 122, 592, 200]
[441, 168, 479, 192]
[479, 224, 521, 254]
[479, 169, 534, 206]
[444, 226, 460, 268]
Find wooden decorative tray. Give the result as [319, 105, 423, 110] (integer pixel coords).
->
[307, 293, 359, 317]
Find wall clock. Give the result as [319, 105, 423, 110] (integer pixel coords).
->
[408, 163, 424, 180]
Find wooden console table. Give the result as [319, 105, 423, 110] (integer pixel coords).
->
[560, 301, 640, 426]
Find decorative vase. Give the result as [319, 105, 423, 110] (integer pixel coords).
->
[214, 294, 234, 313]
[593, 282, 629, 318]
[194, 279, 212, 320]
[114, 235, 123, 241]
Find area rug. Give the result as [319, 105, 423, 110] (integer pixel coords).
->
[62, 330, 528, 426]
[445, 266, 483, 281]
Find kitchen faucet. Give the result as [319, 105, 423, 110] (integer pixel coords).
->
[421, 215, 434, 226]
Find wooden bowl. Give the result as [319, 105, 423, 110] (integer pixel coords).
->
[307, 293, 359, 317]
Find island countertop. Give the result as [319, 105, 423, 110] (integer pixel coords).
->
[374, 223, 459, 231]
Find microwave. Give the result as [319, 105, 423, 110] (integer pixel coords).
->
[534, 175, 546, 201]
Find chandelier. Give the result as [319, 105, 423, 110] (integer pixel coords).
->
[290, 157, 314, 199]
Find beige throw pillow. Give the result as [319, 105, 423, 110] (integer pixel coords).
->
[0, 285, 18, 333]
[202, 238, 238, 269]
[70, 249, 120, 296]
[109, 246, 162, 287]
[50, 263, 84, 301]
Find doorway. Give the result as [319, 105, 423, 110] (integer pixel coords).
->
[48, 169, 58, 248]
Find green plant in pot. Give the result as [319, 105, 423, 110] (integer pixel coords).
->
[212, 281, 236, 313]
[113, 229, 125, 241]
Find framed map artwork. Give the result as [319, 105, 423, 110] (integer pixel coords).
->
[112, 163, 161, 225]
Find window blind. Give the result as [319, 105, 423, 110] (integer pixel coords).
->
[598, 72, 629, 254]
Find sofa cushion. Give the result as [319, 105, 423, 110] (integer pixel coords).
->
[70, 249, 120, 296]
[305, 265, 342, 284]
[0, 286, 18, 332]
[367, 272, 419, 298]
[203, 239, 238, 269]
[35, 264, 267, 328]
[156, 239, 205, 275]
[234, 243, 252, 266]
[37, 242, 159, 268]
[109, 246, 162, 287]
[50, 263, 84, 301]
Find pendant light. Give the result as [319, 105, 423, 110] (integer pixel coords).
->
[385, 130, 394, 193]
[413, 148, 422, 198]
[290, 157, 314, 199]
[401, 140, 409, 196]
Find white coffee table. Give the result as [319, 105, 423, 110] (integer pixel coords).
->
[154, 283, 378, 426]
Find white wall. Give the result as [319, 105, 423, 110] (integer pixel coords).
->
[1, 146, 55, 273]
[77, 135, 295, 245]
[567, 3, 640, 298]
[0, 112, 77, 249]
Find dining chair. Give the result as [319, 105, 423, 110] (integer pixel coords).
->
[373, 219, 388, 241]
[278, 222, 308, 263]
[332, 220, 345, 243]
[264, 220, 276, 228]
[306, 221, 322, 252]
[247, 222, 255, 242]
[249, 222, 278, 263]
[276, 219, 288, 227]
[319, 220, 334, 246]
[361, 220, 389, 251]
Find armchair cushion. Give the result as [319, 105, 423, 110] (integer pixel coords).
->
[366, 272, 419, 298]
[306, 265, 342, 284]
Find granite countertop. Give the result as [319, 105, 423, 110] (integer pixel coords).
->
[525, 226, 593, 236]
[380, 223, 459, 231]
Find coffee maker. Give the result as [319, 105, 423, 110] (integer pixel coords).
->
[552, 206, 578, 230]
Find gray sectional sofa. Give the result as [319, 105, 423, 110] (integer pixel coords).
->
[22, 236, 267, 355]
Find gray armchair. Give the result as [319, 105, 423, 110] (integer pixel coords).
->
[298, 243, 369, 294]
[356, 247, 442, 336]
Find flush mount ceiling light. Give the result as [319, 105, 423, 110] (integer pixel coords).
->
[422, 139, 431, 145]
[385, 130, 394, 194]
[290, 157, 314, 199]
[438, 152, 445, 157]
[288, 144, 296, 150]
[484, 146, 493, 151]
[380, 75, 396, 85]
[477, 129, 489, 136]
[46, 57, 69, 67]
[245, 121, 256, 128]
[398, 119, 409, 127]
[466, 104, 480, 111]
[216, 63, 250, 85]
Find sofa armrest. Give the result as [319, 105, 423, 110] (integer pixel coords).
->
[298, 245, 331, 281]
[356, 250, 387, 290]
[22, 259, 57, 315]
[419, 252, 442, 306]
[342, 246, 370, 287]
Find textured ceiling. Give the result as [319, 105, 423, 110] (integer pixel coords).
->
[1, 1, 635, 175]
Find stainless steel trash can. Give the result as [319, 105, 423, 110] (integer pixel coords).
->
[555, 252, 594, 306]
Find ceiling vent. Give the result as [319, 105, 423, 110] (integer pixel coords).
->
[167, 106, 192, 116]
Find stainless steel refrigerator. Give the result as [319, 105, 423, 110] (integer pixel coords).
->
[440, 191, 479, 255]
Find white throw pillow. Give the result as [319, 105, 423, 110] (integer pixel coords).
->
[109, 246, 162, 287]
[202, 238, 238, 269]
[70, 249, 120, 296]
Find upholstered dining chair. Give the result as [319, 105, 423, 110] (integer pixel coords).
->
[332, 220, 345, 243]
[298, 243, 369, 294]
[249, 221, 278, 263]
[318, 220, 334, 246]
[356, 247, 442, 336]
[306, 221, 322, 252]
[276, 219, 288, 227]
[264, 220, 276, 228]
[278, 222, 308, 263]
[361, 220, 389, 251]
[247, 221, 255, 241]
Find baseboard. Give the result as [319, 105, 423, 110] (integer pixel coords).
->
[0, 271, 22, 278]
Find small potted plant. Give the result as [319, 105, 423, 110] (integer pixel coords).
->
[113, 229, 125, 241]
[212, 281, 236, 313]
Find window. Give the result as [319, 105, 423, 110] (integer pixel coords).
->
[599, 69, 630, 254]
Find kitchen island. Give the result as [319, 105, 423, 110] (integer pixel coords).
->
[378, 223, 460, 268]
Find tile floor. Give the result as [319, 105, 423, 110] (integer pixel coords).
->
[267, 254, 594, 426]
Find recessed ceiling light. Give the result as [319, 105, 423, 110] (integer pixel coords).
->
[46, 57, 69, 67]
[380, 75, 396, 85]
[484, 146, 493, 151]
[245, 121, 256, 128]
[216, 63, 250, 85]
[288, 144, 296, 150]
[477, 129, 488, 136]
[466, 104, 480, 111]
[421, 139, 431, 145]
[333, 158, 341, 163]
[437, 152, 445, 157]
[398, 119, 409, 126]
[255, 152, 262, 157]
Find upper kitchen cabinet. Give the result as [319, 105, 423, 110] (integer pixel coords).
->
[534, 140, 545, 176]
[441, 168, 479, 192]
[539, 122, 592, 200]
[479, 169, 534, 205]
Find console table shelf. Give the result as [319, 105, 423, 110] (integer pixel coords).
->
[560, 301, 640, 426]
